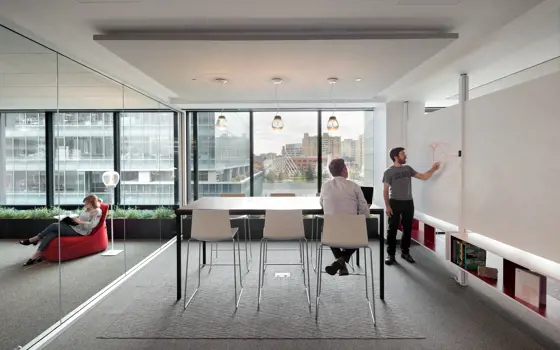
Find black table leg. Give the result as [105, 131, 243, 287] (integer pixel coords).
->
[176, 214, 182, 301]
[356, 248, 360, 267]
[203, 242, 207, 265]
[379, 213, 385, 300]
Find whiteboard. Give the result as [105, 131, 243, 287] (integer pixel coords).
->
[406, 105, 461, 226]
[464, 71, 560, 264]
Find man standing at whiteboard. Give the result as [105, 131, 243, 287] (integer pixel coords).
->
[383, 147, 440, 265]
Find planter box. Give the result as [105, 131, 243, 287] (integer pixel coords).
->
[0, 219, 57, 239]
[0, 219, 175, 240]
[107, 219, 175, 240]
[0, 216, 379, 241]
[179, 217, 380, 240]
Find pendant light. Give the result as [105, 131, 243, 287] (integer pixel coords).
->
[327, 77, 340, 132]
[271, 78, 284, 131]
[215, 78, 228, 129]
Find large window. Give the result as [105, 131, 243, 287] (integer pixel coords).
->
[321, 111, 366, 185]
[253, 111, 318, 197]
[195, 112, 251, 198]
[120, 112, 175, 205]
[1, 113, 47, 205]
[54, 112, 114, 205]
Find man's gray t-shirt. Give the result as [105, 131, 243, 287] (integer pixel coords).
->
[382, 165, 417, 200]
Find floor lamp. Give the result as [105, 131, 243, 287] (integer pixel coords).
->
[101, 170, 122, 256]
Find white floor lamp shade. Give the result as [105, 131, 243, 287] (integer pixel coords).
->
[101, 171, 122, 256]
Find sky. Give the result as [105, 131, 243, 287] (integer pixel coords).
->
[216, 111, 367, 155]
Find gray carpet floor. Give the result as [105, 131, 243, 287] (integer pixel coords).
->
[0, 239, 163, 350]
[43, 241, 557, 350]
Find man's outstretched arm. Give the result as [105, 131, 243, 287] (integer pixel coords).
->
[413, 162, 440, 181]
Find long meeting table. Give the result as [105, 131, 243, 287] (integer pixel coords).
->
[175, 196, 385, 300]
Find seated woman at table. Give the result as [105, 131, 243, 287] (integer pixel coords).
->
[19, 195, 103, 266]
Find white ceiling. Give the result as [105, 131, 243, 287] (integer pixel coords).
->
[0, 0, 554, 108]
[96, 39, 454, 105]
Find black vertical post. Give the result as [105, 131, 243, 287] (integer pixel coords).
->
[176, 212, 182, 300]
[45, 112, 54, 208]
[249, 111, 254, 197]
[192, 112, 199, 201]
[113, 112, 121, 205]
[317, 110, 322, 194]
[173, 112, 180, 206]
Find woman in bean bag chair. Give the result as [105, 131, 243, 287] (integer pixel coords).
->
[19, 194, 108, 266]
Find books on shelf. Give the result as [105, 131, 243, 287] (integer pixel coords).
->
[452, 239, 487, 271]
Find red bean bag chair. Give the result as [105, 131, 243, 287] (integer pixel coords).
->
[43, 204, 109, 262]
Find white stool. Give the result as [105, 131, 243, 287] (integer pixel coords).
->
[258, 209, 311, 311]
[184, 209, 244, 310]
[315, 214, 376, 326]
[263, 193, 304, 261]
[312, 215, 361, 272]
[209, 193, 252, 272]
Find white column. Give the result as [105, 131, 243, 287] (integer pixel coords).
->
[373, 101, 424, 207]
[0, 114, 6, 205]
[456, 73, 469, 286]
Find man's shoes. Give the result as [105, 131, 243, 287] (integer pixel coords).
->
[385, 255, 395, 265]
[339, 265, 349, 276]
[401, 253, 416, 263]
[325, 258, 345, 276]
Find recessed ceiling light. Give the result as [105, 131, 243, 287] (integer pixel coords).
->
[356, 78, 362, 82]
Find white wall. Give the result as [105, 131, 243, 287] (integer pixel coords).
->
[407, 104, 461, 226]
[372, 105, 387, 207]
[372, 101, 409, 207]
[464, 71, 560, 264]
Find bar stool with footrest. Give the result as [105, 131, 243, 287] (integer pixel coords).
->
[183, 209, 244, 311]
[315, 214, 376, 326]
[207, 193, 252, 272]
[258, 209, 311, 311]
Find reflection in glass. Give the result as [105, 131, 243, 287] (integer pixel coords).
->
[1, 113, 47, 205]
[55, 54, 126, 326]
[196, 112, 250, 197]
[0, 26, 60, 350]
[53, 112, 114, 204]
[120, 111, 175, 205]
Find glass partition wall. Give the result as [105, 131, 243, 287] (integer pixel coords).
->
[0, 25, 181, 349]
[0, 26, 375, 350]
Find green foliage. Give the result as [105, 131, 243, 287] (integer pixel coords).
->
[305, 164, 315, 181]
[153, 207, 175, 219]
[0, 206, 175, 219]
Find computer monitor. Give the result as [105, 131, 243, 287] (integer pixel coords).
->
[360, 186, 374, 205]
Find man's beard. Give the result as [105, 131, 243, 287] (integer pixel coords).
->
[398, 158, 407, 164]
